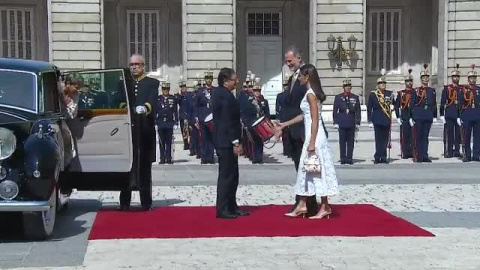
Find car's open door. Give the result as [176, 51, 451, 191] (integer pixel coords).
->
[67, 68, 134, 173]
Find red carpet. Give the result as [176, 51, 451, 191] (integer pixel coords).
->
[88, 204, 434, 240]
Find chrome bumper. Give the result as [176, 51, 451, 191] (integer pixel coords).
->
[0, 200, 50, 212]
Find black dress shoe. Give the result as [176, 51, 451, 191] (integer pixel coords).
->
[347, 160, 353, 165]
[142, 205, 153, 211]
[374, 158, 379, 164]
[340, 160, 346, 165]
[189, 153, 195, 156]
[216, 211, 237, 219]
[167, 160, 173, 164]
[159, 160, 166, 164]
[423, 158, 432, 163]
[233, 209, 250, 216]
[119, 205, 130, 211]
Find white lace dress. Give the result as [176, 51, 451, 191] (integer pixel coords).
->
[295, 88, 339, 197]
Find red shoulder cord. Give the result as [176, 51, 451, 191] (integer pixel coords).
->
[415, 87, 426, 106]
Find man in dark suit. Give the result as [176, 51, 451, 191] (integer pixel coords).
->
[283, 46, 318, 216]
[119, 54, 159, 211]
[211, 67, 249, 219]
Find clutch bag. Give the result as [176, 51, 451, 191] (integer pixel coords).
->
[303, 154, 321, 173]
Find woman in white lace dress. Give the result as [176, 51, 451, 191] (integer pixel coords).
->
[276, 64, 339, 219]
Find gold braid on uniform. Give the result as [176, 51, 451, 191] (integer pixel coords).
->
[375, 89, 392, 119]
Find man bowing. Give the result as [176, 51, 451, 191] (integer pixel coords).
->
[212, 68, 249, 219]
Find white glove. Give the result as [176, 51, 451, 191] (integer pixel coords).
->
[355, 125, 360, 130]
[396, 118, 403, 125]
[457, 118, 462, 126]
[368, 123, 373, 128]
[433, 118, 437, 123]
[135, 105, 147, 114]
[440, 116, 446, 124]
[333, 124, 339, 129]
[409, 119, 415, 127]
[173, 125, 178, 130]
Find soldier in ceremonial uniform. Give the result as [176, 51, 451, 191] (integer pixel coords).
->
[276, 76, 291, 157]
[409, 64, 437, 163]
[194, 71, 215, 164]
[458, 64, 480, 162]
[78, 79, 108, 109]
[394, 69, 414, 159]
[156, 82, 178, 164]
[440, 64, 462, 158]
[250, 79, 270, 164]
[333, 77, 361, 165]
[239, 74, 252, 160]
[189, 81, 202, 158]
[367, 70, 394, 164]
[119, 54, 158, 211]
[239, 73, 258, 162]
[176, 79, 191, 151]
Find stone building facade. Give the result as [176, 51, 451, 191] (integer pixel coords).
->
[0, 0, 479, 118]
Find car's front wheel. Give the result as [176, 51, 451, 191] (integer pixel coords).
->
[22, 187, 57, 240]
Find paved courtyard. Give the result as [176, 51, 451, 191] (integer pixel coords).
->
[1, 123, 480, 270]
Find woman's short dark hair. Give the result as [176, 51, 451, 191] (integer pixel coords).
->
[299, 64, 326, 103]
[217, 67, 235, 87]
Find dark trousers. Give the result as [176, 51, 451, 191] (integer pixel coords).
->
[289, 134, 318, 215]
[374, 124, 390, 159]
[120, 143, 153, 208]
[252, 132, 264, 163]
[216, 147, 239, 214]
[338, 127, 355, 162]
[400, 122, 412, 158]
[414, 120, 432, 160]
[463, 119, 480, 160]
[445, 118, 461, 156]
[282, 129, 291, 156]
[179, 120, 189, 149]
[200, 122, 215, 163]
[158, 128, 173, 161]
[189, 123, 201, 156]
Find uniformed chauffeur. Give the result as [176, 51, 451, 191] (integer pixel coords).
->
[367, 70, 394, 164]
[333, 77, 361, 165]
[119, 54, 158, 211]
[458, 64, 480, 162]
[440, 64, 462, 158]
[251, 79, 270, 164]
[156, 82, 178, 164]
[409, 64, 437, 163]
[394, 69, 414, 159]
[176, 79, 191, 151]
[193, 71, 215, 164]
[276, 76, 291, 157]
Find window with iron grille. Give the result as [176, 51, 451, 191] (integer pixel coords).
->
[247, 12, 281, 36]
[127, 10, 161, 72]
[369, 9, 402, 73]
[0, 7, 34, 59]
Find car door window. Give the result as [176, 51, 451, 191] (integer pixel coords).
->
[41, 72, 60, 113]
[76, 70, 128, 110]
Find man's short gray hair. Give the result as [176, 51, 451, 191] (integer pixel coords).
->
[130, 53, 145, 64]
[285, 45, 303, 59]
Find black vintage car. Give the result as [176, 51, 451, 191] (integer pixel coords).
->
[0, 58, 142, 240]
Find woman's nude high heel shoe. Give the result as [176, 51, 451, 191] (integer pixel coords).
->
[308, 210, 332, 219]
[284, 208, 308, 218]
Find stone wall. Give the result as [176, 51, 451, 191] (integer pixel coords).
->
[184, 0, 235, 84]
[51, 0, 102, 70]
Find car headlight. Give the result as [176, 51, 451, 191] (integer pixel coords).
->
[0, 127, 16, 161]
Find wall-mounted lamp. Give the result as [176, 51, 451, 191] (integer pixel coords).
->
[327, 34, 357, 71]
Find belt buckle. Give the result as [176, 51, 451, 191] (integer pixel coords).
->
[424, 105, 428, 110]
